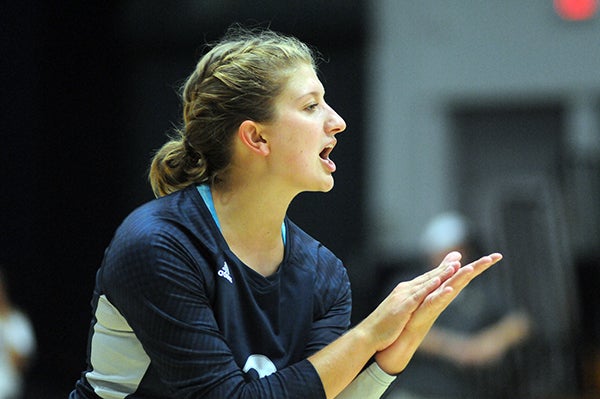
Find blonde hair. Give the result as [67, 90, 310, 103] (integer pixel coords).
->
[149, 26, 318, 197]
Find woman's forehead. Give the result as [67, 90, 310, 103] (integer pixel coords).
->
[281, 64, 324, 100]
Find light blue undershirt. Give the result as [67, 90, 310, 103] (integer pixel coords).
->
[197, 185, 286, 245]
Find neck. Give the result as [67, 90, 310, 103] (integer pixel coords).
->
[211, 181, 295, 276]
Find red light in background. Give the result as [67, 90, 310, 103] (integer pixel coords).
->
[554, 0, 598, 20]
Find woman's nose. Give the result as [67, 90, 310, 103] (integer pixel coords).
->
[326, 105, 346, 135]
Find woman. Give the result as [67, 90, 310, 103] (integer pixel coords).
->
[70, 26, 501, 399]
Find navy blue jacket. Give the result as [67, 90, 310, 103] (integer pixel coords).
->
[70, 185, 351, 398]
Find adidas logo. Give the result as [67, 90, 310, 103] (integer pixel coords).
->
[218, 262, 233, 283]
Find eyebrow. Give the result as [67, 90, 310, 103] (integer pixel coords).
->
[295, 90, 325, 102]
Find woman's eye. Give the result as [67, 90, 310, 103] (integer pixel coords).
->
[306, 103, 319, 111]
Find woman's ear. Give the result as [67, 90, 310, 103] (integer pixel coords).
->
[238, 120, 269, 156]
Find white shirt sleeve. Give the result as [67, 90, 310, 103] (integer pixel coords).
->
[334, 362, 396, 399]
[3, 311, 36, 356]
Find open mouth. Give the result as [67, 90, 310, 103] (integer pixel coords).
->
[320, 140, 336, 160]
[319, 142, 337, 172]
[319, 146, 333, 160]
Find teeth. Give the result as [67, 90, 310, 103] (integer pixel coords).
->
[320, 142, 335, 159]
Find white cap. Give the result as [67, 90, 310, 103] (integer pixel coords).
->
[420, 211, 469, 255]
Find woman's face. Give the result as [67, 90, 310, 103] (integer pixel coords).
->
[260, 63, 346, 194]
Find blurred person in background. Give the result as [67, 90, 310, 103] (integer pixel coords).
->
[385, 212, 531, 399]
[0, 266, 36, 399]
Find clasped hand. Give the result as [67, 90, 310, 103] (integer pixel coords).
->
[360, 251, 503, 375]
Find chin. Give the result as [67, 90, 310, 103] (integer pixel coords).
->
[301, 174, 335, 193]
[319, 177, 335, 193]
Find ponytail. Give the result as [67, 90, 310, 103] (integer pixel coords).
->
[148, 134, 208, 197]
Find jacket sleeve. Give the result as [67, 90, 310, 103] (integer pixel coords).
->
[303, 255, 353, 357]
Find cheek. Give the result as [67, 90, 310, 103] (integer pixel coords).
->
[288, 149, 311, 168]
[283, 135, 312, 163]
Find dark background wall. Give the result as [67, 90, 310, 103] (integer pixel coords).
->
[2, 2, 599, 398]
[1, 2, 366, 396]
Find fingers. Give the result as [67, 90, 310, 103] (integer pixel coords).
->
[369, 255, 463, 351]
[408, 253, 504, 327]
[406, 274, 442, 308]
[375, 252, 503, 374]
[428, 253, 503, 309]
[391, 261, 457, 308]
[396, 252, 501, 318]
[407, 251, 462, 288]
[388, 251, 463, 312]
[445, 253, 502, 289]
